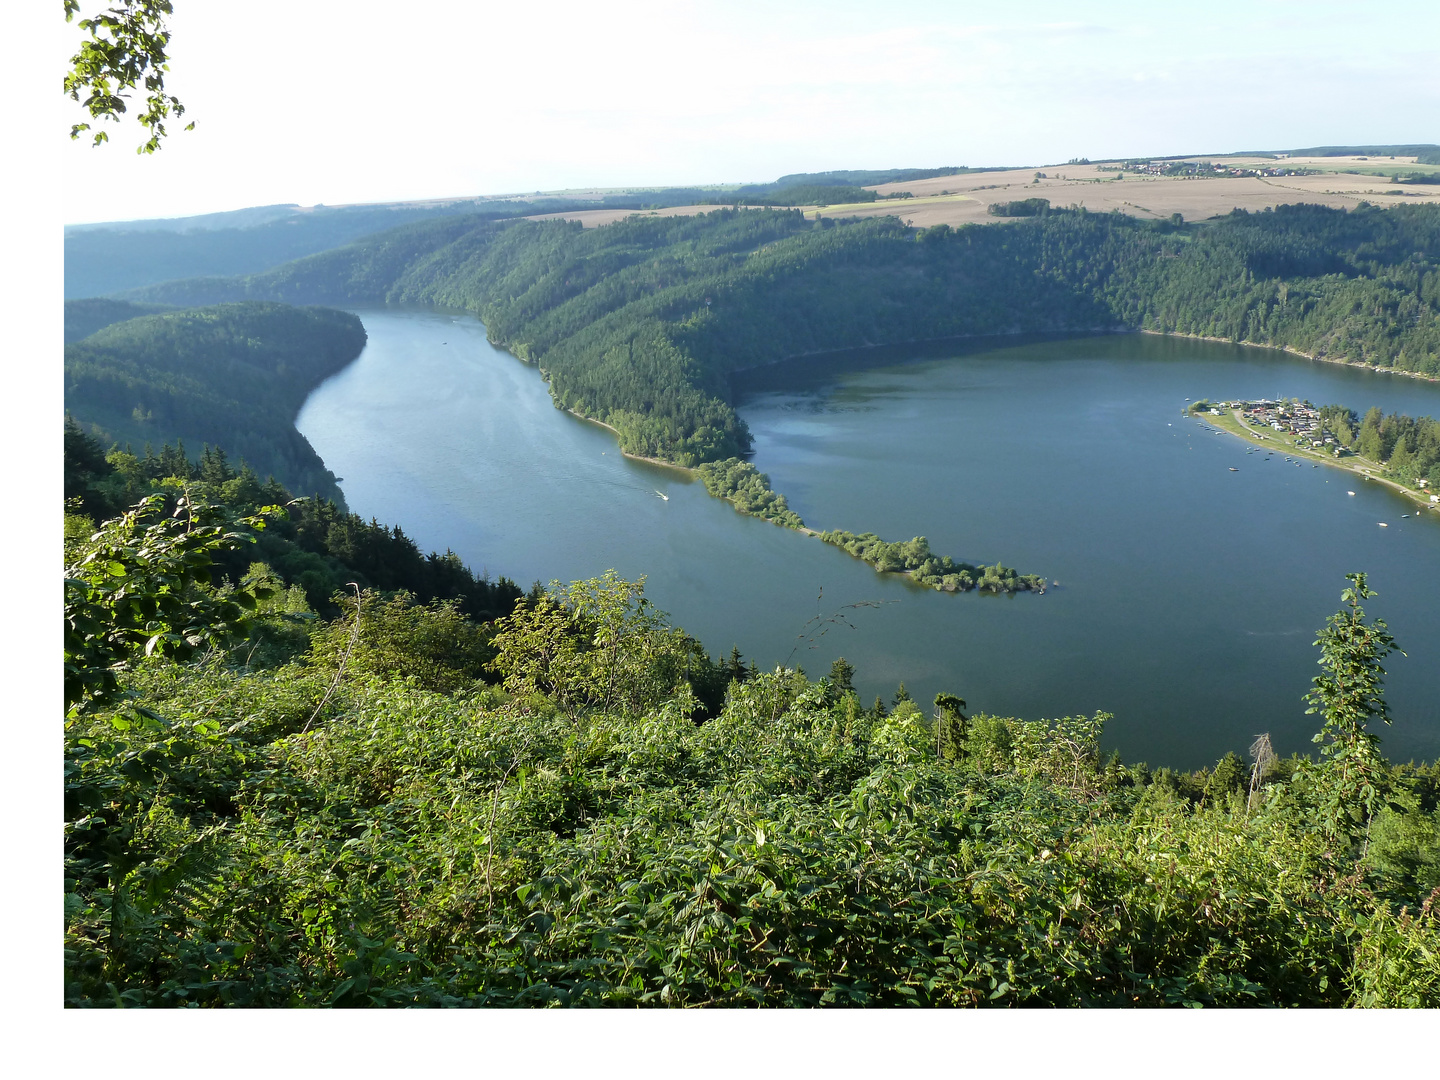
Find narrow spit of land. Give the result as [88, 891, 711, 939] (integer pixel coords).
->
[1196, 405, 1439, 513]
[694, 457, 1047, 594]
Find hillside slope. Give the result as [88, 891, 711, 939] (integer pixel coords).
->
[64, 302, 366, 503]
[128, 203, 1440, 465]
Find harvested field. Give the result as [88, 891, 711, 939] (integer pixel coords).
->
[1212, 154, 1440, 176]
[848, 159, 1440, 226]
[522, 154, 1440, 233]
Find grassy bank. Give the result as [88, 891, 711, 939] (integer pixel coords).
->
[1198, 407, 1439, 513]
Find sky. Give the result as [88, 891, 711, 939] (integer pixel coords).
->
[49, 0, 1440, 224]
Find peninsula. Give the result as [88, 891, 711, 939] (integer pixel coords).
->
[1190, 398, 1440, 512]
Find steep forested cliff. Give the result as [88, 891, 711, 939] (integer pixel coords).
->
[64, 301, 367, 503]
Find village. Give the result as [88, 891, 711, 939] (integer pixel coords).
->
[1196, 398, 1337, 449]
[1104, 160, 1307, 179]
[1233, 398, 1333, 447]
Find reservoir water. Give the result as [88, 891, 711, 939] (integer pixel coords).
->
[296, 308, 1440, 769]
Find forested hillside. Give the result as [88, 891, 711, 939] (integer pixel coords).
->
[127, 203, 1440, 466]
[67, 190, 778, 298]
[63, 472, 1440, 1006]
[64, 421, 522, 623]
[64, 299, 173, 344]
[64, 302, 366, 504]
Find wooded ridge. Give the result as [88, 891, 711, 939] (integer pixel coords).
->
[125, 203, 1440, 468]
[64, 301, 366, 504]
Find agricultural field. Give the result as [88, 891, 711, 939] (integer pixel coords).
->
[513, 150, 1440, 231]
[854, 158, 1440, 226]
[525, 203, 734, 227]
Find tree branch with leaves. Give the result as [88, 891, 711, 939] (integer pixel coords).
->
[64, 491, 278, 713]
[63, 0, 192, 153]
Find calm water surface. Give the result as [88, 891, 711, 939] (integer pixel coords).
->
[297, 309, 1440, 768]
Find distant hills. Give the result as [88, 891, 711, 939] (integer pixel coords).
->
[64, 149, 1440, 302]
[1282, 144, 1440, 163]
[62, 169, 967, 298]
[64, 201, 523, 299]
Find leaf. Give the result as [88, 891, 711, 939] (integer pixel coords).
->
[329, 978, 356, 1003]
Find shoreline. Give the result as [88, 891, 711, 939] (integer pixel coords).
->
[558, 408, 699, 474]
[731, 327, 1440, 392]
[726, 327, 1123, 384]
[1199, 407, 1438, 512]
[504, 324, 1436, 478]
[1140, 328, 1440, 385]
[489, 318, 1438, 521]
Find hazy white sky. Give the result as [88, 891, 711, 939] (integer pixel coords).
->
[52, 0, 1440, 223]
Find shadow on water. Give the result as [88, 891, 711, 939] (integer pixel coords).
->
[730, 331, 1118, 400]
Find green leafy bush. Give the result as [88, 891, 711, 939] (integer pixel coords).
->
[62, 546, 1440, 1008]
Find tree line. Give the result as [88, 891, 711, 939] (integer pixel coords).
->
[1357, 407, 1440, 486]
[817, 530, 1046, 594]
[696, 457, 805, 528]
[1317, 403, 1440, 486]
[694, 458, 1047, 592]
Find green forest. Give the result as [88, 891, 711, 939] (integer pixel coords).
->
[127, 202, 1440, 470]
[63, 443, 1440, 1004]
[65, 298, 174, 343]
[1341, 407, 1440, 487]
[65, 301, 367, 503]
[1361, 409, 1440, 486]
[1296, 403, 1440, 487]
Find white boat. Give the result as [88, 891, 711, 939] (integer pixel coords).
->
[654, 490, 669, 501]
[1347, 491, 1355, 496]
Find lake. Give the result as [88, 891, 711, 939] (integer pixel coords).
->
[296, 308, 1440, 769]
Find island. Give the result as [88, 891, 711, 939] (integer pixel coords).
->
[1188, 398, 1440, 512]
